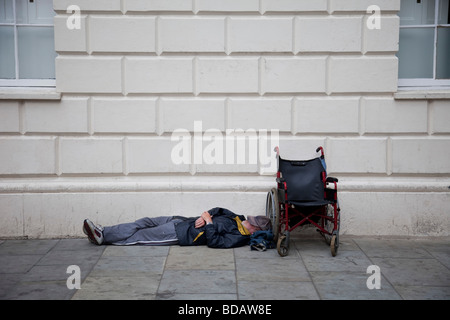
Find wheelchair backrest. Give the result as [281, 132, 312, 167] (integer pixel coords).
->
[279, 156, 326, 203]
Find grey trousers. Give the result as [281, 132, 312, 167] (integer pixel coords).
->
[103, 216, 181, 245]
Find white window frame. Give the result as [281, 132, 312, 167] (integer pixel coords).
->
[398, 0, 450, 89]
[0, 0, 55, 87]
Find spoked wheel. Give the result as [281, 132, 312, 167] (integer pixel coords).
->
[322, 201, 340, 256]
[267, 188, 289, 257]
[265, 188, 280, 240]
[277, 231, 290, 257]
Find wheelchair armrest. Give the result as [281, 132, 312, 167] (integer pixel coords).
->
[276, 178, 287, 192]
[326, 177, 338, 183]
[276, 177, 286, 184]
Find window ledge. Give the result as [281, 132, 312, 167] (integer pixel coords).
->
[0, 87, 61, 101]
[394, 88, 450, 100]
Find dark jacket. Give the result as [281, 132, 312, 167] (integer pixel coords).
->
[174, 207, 250, 248]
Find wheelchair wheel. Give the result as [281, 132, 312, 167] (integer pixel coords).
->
[323, 203, 340, 235]
[321, 204, 334, 244]
[266, 188, 280, 240]
[322, 202, 340, 257]
[277, 231, 289, 257]
[330, 234, 338, 257]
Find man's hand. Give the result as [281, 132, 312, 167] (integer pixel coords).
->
[194, 211, 213, 228]
[194, 217, 205, 229]
[201, 211, 213, 224]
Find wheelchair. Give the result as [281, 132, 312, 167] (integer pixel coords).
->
[266, 146, 340, 257]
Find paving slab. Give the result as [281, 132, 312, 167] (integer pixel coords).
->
[415, 238, 450, 268]
[0, 239, 59, 255]
[394, 285, 450, 300]
[166, 246, 235, 270]
[371, 257, 450, 287]
[158, 270, 237, 296]
[295, 238, 373, 273]
[156, 293, 237, 300]
[235, 257, 310, 282]
[72, 275, 160, 300]
[88, 255, 166, 278]
[310, 271, 402, 300]
[5, 280, 73, 300]
[352, 238, 434, 259]
[237, 280, 319, 300]
[102, 245, 169, 257]
[0, 254, 43, 274]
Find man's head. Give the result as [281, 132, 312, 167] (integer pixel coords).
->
[244, 216, 272, 234]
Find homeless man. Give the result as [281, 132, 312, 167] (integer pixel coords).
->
[83, 207, 272, 249]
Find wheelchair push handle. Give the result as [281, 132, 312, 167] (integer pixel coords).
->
[316, 146, 324, 159]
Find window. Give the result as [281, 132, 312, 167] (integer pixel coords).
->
[398, 0, 450, 88]
[0, 0, 56, 87]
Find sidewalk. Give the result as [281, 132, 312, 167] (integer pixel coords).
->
[1, 234, 449, 300]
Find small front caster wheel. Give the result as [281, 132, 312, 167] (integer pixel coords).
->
[277, 233, 289, 257]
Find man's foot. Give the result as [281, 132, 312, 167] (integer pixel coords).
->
[83, 219, 104, 245]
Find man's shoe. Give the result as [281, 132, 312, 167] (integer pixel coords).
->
[83, 219, 104, 245]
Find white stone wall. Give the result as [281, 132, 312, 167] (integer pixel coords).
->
[0, 0, 449, 238]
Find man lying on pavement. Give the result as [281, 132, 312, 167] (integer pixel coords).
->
[83, 207, 271, 249]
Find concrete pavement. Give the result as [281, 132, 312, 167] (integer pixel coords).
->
[1, 234, 449, 300]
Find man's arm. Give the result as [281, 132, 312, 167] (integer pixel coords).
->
[195, 208, 237, 229]
[204, 223, 248, 248]
[203, 211, 249, 248]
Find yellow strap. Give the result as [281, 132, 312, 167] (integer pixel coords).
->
[193, 231, 204, 242]
[234, 216, 251, 236]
